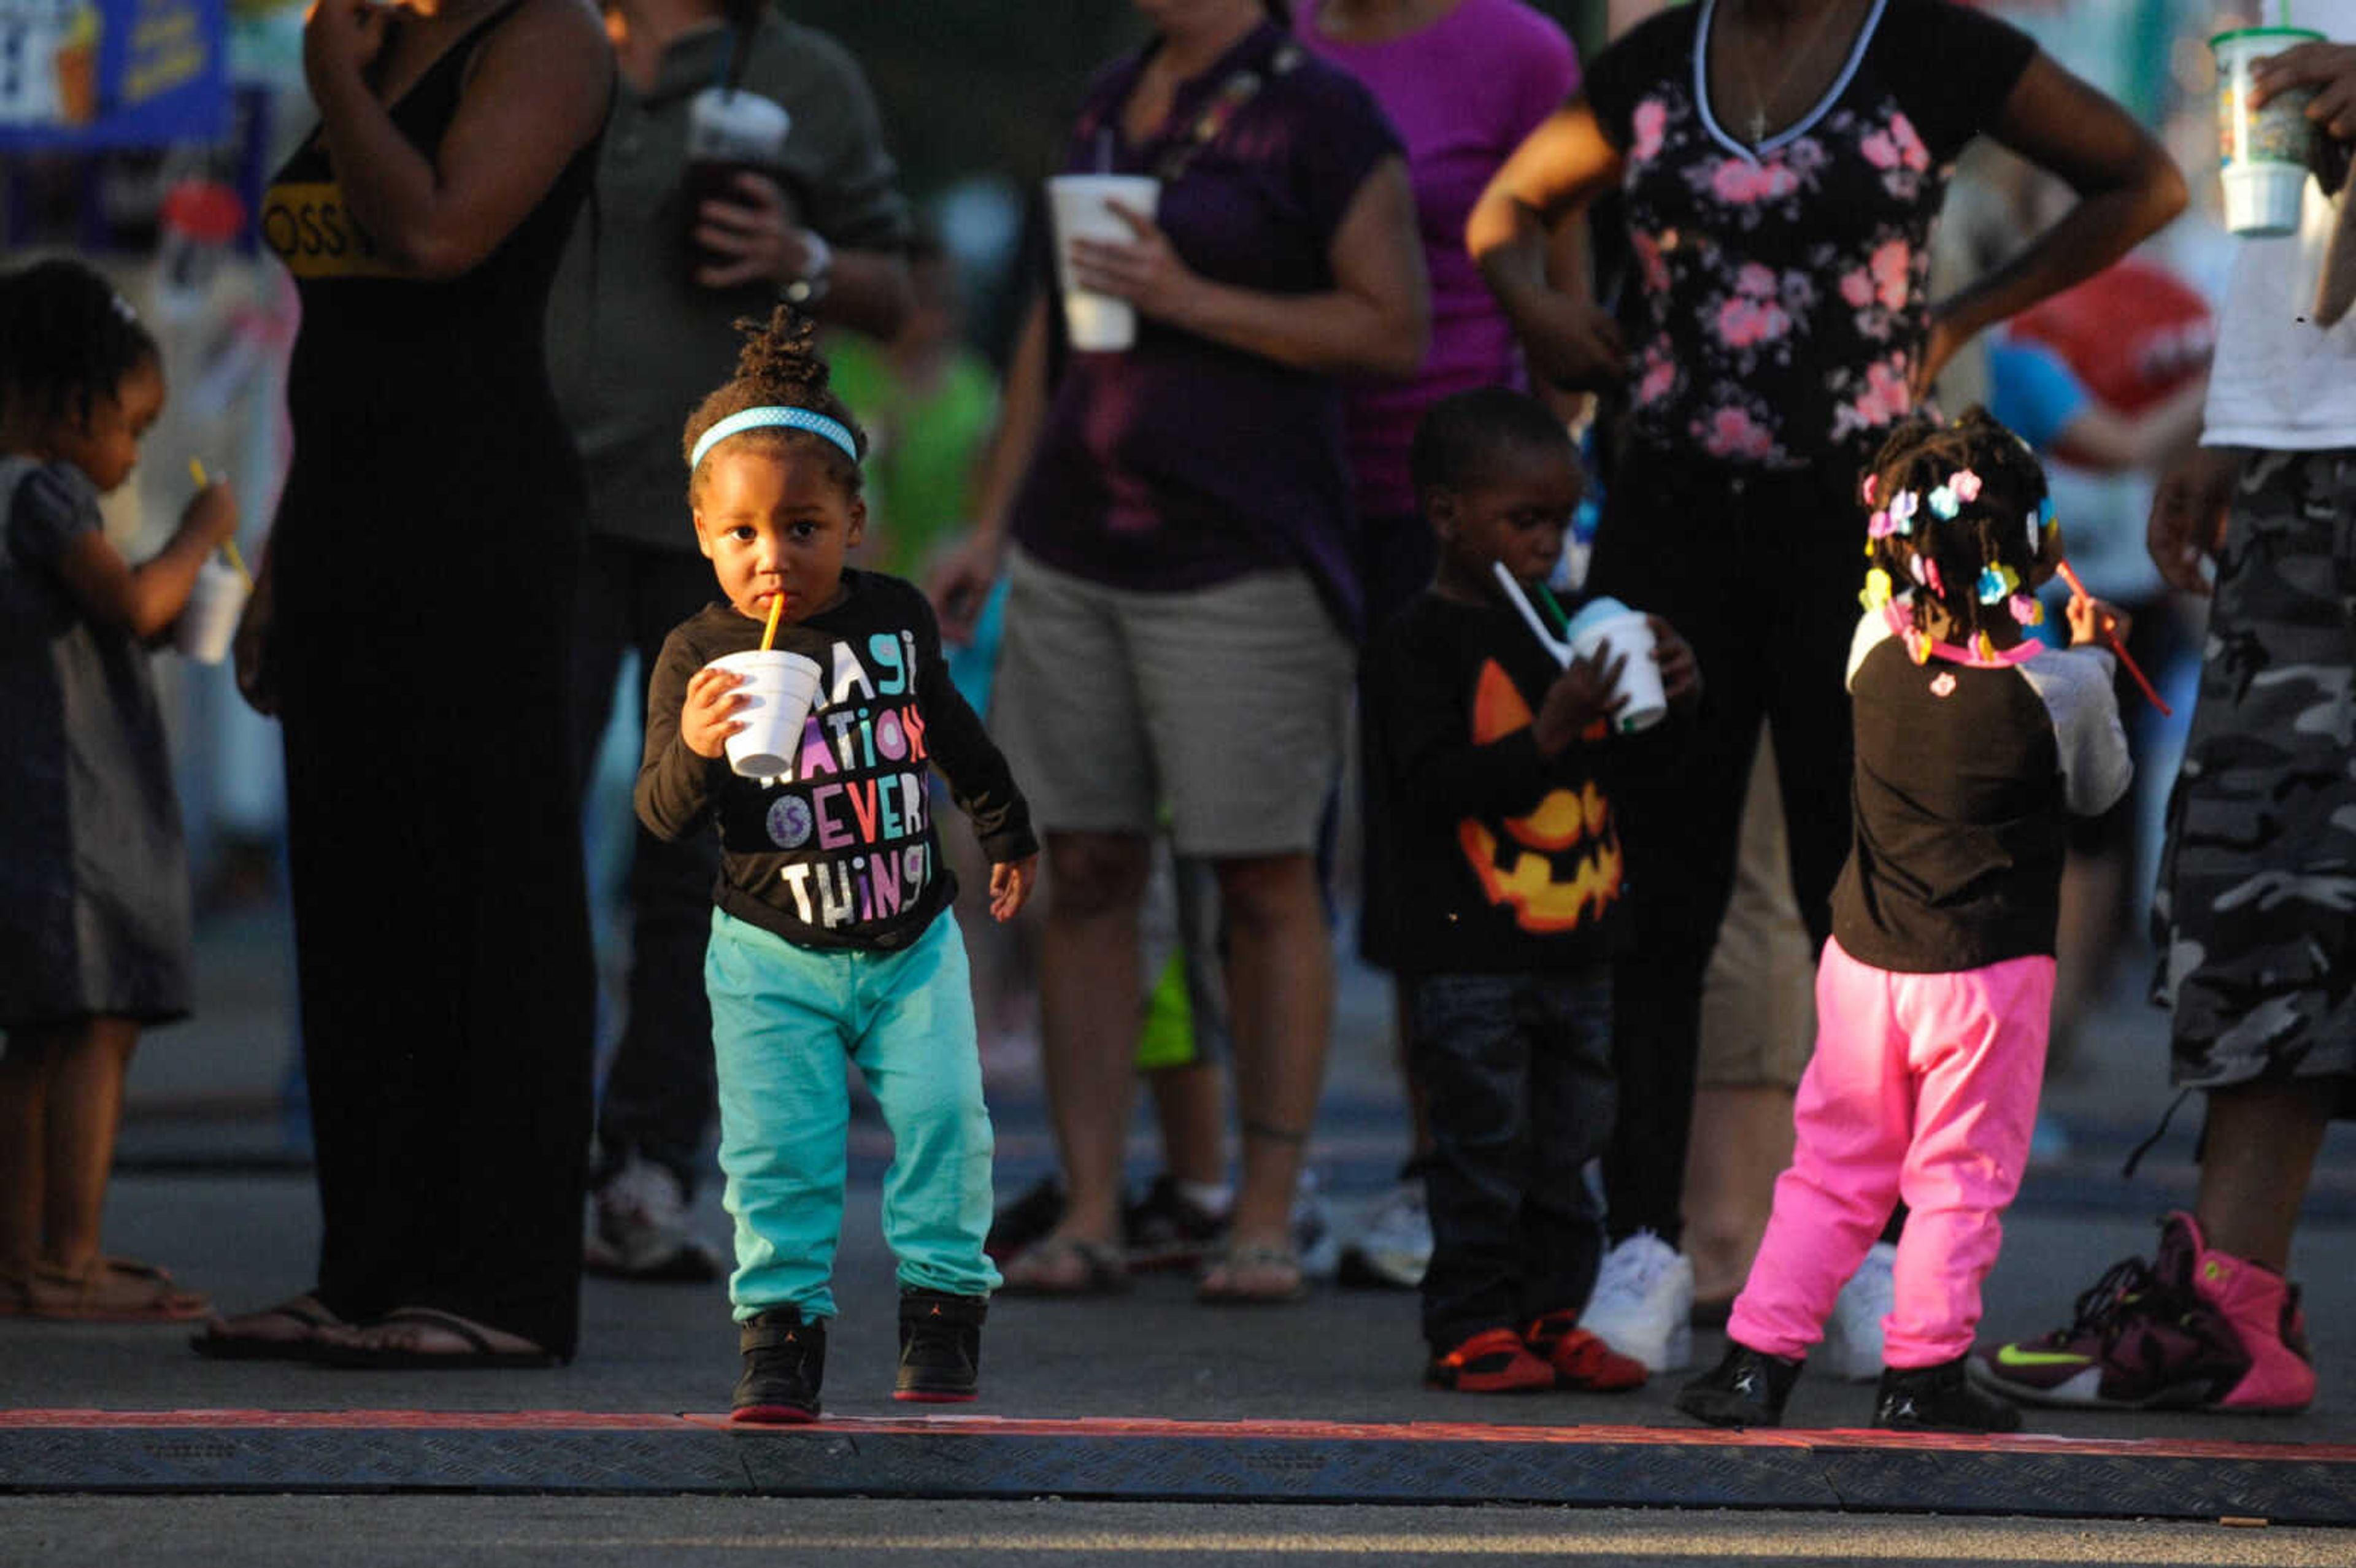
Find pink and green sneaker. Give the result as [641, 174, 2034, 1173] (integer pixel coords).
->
[1973, 1211, 2313, 1414]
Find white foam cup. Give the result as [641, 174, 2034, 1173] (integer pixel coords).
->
[711, 649, 823, 778]
[1564, 598, 1667, 735]
[1047, 174, 1162, 351]
[2214, 28, 2325, 237]
[174, 558, 248, 664]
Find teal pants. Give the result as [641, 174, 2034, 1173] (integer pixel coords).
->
[707, 909, 1002, 1321]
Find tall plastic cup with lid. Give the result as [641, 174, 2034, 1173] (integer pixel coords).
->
[2213, 27, 2326, 237]
[684, 88, 794, 264]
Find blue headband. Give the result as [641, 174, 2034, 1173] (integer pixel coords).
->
[690, 405, 860, 471]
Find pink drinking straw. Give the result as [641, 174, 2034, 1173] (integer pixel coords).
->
[2058, 559, 2170, 716]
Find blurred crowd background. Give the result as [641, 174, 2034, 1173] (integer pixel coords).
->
[0, 0, 2242, 1133]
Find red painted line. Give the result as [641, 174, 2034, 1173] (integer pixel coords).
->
[0, 1411, 694, 1431]
[4, 1409, 2351, 1464]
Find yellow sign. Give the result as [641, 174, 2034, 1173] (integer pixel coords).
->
[260, 180, 404, 279]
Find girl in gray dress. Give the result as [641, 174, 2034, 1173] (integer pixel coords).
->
[0, 259, 239, 1320]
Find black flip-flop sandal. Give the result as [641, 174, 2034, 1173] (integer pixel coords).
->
[190, 1296, 342, 1362]
[313, 1307, 561, 1370]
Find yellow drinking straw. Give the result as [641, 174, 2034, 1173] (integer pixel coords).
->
[759, 590, 786, 651]
[190, 458, 253, 588]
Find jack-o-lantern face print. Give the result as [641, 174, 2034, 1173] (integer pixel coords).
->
[1455, 661, 1625, 933]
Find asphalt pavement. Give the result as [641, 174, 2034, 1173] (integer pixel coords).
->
[5, 901, 2354, 1564]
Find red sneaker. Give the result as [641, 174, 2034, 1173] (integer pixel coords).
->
[1525, 1310, 1649, 1392]
[1426, 1326, 1557, 1393]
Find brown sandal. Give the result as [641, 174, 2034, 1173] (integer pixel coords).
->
[998, 1234, 1130, 1296]
[190, 1293, 344, 1361]
[1198, 1242, 1307, 1305]
[25, 1256, 210, 1323]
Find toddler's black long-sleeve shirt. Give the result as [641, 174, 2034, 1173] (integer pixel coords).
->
[637, 571, 1036, 951]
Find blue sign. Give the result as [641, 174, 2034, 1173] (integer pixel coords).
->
[0, 0, 231, 149]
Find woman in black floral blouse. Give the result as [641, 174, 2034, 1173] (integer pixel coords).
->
[1465, 0, 2182, 1354]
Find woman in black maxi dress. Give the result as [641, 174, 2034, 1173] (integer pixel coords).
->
[200, 0, 612, 1364]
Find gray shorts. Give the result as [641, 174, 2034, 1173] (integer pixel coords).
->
[992, 548, 1352, 858]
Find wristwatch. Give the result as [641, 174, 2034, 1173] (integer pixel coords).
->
[784, 230, 833, 307]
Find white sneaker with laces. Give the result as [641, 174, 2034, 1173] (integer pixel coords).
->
[587, 1156, 725, 1282]
[1820, 1239, 1897, 1382]
[1580, 1231, 1695, 1372]
[1291, 1170, 1342, 1281]
[1341, 1181, 1431, 1289]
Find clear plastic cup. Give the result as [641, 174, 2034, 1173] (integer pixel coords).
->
[174, 559, 248, 665]
[711, 650, 823, 778]
[2214, 27, 2326, 237]
[1046, 174, 1161, 350]
[1564, 599, 1666, 734]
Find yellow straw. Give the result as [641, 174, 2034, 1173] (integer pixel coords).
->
[190, 459, 253, 588]
[759, 591, 785, 651]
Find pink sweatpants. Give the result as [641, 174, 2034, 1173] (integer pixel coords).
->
[1728, 936, 2054, 1370]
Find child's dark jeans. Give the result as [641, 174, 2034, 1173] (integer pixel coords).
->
[1410, 966, 1616, 1351]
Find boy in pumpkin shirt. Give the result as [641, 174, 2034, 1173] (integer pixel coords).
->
[1361, 388, 1696, 1393]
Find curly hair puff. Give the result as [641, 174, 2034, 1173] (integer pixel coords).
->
[680, 306, 868, 506]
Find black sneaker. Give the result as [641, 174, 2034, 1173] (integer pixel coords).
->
[1674, 1342, 1803, 1428]
[985, 1175, 1066, 1264]
[1877, 1354, 2022, 1432]
[1123, 1174, 1228, 1272]
[733, 1307, 825, 1424]
[896, 1289, 987, 1402]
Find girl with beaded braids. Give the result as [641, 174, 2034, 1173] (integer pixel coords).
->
[1675, 408, 2135, 1434]
[639, 307, 1038, 1423]
[0, 258, 237, 1318]
[1860, 408, 2057, 666]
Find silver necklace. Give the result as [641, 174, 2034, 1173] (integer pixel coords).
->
[1729, 0, 1854, 147]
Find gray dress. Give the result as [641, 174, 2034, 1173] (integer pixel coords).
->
[0, 456, 191, 1031]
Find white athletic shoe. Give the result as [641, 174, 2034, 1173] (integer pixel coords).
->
[1820, 1240, 1898, 1382]
[585, 1156, 725, 1282]
[1580, 1231, 1695, 1372]
[1291, 1170, 1342, 1282]
[1338, 1181, 1432, 1289]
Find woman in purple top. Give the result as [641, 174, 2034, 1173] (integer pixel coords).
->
[1299, 0, 1579, 618]
[930, 0, 1428, 1303]
[1465, 0, 2183, 1365]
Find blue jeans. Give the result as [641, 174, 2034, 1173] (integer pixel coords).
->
[1411, 967, 1616, 1350]
[707, 909, 1001, 1321]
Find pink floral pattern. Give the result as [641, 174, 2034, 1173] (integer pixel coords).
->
[1829, 353, 1914, 445]
[1696, 398, 1782, 463]
[1635, 342, 1679, 407]
[1631, 99, 1668, 164]
[1605, 69, 1960, 469]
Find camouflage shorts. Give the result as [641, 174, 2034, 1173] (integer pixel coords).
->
[2152, 449, 2356, 1107]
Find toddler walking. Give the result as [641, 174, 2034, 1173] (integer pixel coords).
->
[637, 309, 1036, 1421]
[1675, 409, 2131, 1432]
[1362, 388, 1694, 1393]
[1, 259, 238, 1317]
